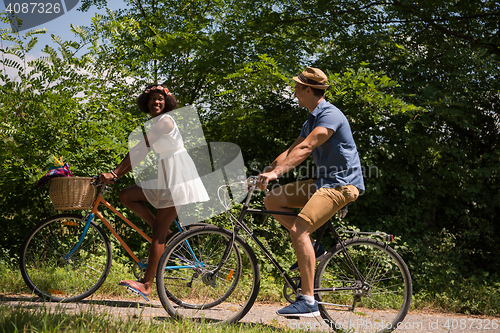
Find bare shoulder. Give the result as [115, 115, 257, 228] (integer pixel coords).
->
[156, 114, 175, 132]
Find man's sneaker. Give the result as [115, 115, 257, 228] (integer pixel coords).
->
[289, 244, 327, 271]
[277, 294, 320, 317]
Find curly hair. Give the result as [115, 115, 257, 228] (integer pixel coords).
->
[136, 84, 178, 114]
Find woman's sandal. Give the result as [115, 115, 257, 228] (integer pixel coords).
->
[119, 280, 150, 301]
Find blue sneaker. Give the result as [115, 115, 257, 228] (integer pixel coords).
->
[277, 295, 320, 317]
[289, 244, 327, 271]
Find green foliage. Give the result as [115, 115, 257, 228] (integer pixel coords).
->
[0, 14, 143, 262]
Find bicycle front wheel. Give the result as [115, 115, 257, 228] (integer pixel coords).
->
[314, 238, 412, 333]
[20, 214, 112, 302]
[156, 225, 260, 325]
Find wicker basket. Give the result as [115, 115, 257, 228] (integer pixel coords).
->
[49, 177, 97, 210]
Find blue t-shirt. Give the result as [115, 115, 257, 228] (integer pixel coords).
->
[299, 100, 365, 191]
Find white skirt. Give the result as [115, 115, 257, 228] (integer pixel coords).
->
[140, 148, 209, 209]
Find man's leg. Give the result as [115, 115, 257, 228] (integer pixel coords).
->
[263, 188, 297, 230]
[289, 216, 315, 297]
[274, 213, 320, 317]
[264, 179, 315, 230]
[264, 181, 317, 297]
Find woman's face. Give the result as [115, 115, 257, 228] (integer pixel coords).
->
[148, 92, 166, 117]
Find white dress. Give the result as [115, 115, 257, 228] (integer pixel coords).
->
[140, 114, 210, 209]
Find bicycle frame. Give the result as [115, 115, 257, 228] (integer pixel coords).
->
[65, 184, 152, 267]
[66, 181, 203, 274]
[91, 187, 152, 264]
[231, 207, 365, 296]
[212, 178, 374, 298]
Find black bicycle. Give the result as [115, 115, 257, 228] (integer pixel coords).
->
[155, 176, 412, 332]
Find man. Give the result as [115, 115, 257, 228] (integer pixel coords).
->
[257, 67, 364, 317]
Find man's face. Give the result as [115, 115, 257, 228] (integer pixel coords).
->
[294, 82, 309, 107]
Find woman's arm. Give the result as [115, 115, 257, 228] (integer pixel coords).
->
[101, 115, 174, 183]
[100, 153, 132, 183]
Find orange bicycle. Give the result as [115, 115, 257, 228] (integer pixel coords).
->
[19, 176, 204, 302]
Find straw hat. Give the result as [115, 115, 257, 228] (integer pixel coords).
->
[292, 67, 330, 89]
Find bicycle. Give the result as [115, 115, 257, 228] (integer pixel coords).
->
[19, 176, 206, 302]
[155, 176, 412, 332]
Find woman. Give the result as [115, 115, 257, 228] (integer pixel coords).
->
[100, 84, 209, 299]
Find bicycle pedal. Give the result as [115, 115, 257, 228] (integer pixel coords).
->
[126, 286, 141, 296]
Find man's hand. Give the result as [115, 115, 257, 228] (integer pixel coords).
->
[257, 171, 278, 191]
[337, 206, 348, 219]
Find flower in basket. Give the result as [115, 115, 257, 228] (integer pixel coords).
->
[37, 155, 74, 187]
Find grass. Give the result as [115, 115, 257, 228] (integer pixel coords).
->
[3, 259, 500, 316]
[0, 303, 292, 333]
[1, 260, 291, 332]
[0, 260, 284, 303]
[412, 280, 500, 316]
[2, 255, 499, 332]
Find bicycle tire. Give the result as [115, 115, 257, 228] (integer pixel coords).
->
[159, 223, 243, 308]
[164, 222, 210, 246]
[19, 214, 112, 302]
[156, 225, 260, 325]
[164, 231, 243, 310]
[314, 238, 412, 333]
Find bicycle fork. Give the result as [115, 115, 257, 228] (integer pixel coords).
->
[63, 214, 94, 260]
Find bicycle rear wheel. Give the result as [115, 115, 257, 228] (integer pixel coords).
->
[19, 214, 112, 302]
[156, 225, 260, 325]
[314, 238, 412, 333]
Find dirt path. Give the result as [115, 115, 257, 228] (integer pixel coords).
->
[2, 293, 498, 332]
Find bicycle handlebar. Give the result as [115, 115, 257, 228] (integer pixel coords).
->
[91, 175, 122, 186]
[246, 175, 279, 186]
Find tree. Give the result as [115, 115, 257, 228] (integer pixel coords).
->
[0, 13, 142, 261]
[2, 0, 499, 311]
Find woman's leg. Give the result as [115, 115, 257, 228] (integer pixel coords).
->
[119, 185, 157, 228]
[120, 206, 178, 296]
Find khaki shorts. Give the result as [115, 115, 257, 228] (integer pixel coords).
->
[281, 179, 360, 231]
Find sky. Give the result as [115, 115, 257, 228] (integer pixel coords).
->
[0, 1, 125, 57]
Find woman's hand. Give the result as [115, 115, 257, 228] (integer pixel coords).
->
[100, 172, 117, 184]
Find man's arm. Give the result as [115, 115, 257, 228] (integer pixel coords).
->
[264, 136, 305, 173]
[257, 126, 334, 189]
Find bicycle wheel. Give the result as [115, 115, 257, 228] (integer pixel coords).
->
[164, 222, 211, 245]
[156, 225, 260, 325]
[314, 238, 412, 333]
[20, 214, 112, 302]
[163, 229, 243, 310]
